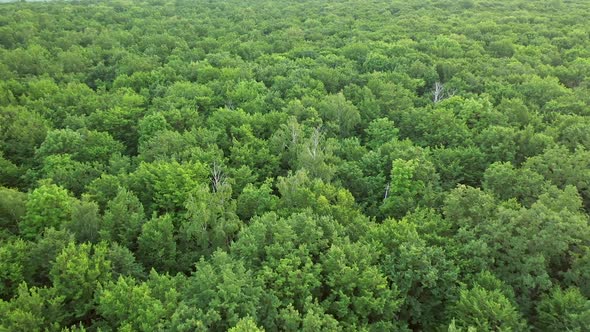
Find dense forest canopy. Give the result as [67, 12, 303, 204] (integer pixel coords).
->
[1, 0, 590, 330]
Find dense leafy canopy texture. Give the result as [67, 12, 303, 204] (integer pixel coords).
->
[1, 0, 590, 330]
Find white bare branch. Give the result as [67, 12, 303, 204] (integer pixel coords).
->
[433, 82, 445, 103]
[306, 127, 323, 160]
[211, 161, 227, 193]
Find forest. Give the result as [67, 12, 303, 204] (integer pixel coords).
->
[1, 0, 589, 330]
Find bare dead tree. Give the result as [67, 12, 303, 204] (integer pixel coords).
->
[433, 82, 445, 103]
[289, 120, 300, 147]
[306, 126, 323, 161]
[225, 99, 235, 110]
[384, 182, 391, 200]
[447, 86, 456, 98]
[211, 161, 227, 193]
[432, 82, 456, 103]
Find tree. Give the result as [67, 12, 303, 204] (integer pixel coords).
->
[0, 152, 22, 188]
[476, 126, 518, 163]
[38, 154, 103, 196]
[1, 0, 590, 329]
[0, 239, 29, 300]
[483, 162, 548, 207]
[402, 107, 472, 148]
[88, 94, 146, 154]
[236, 180, 279, 221]
[380, 158, 441, 219]
[488, 39, 515, 58]
[229, 124, 280, 181]
[552, 114, 590, 150]
[432, 82, 454, 103]
[108, 243, 146, 281]
[446, 185, 590, 314]
[127, 160, 209, 214]
[49, 242, 112, 324]
[137, 113, 170, 147]
[97, 276, 166, 331]
[523, 146, 590, 211]
[0, 105, 48, 166]
[520, 75, 569, 109]
[35, 129, 83, 161]
[64, 196, 102, 244]
[365, 118, 399, 149]
[20, 182, 72, 240]
[137, 214, 177, 273]
[182, 251, 262, 331]
[85, 174, 124, 211]
[178, 183, 241, 269]
[367, 218, 459, 329]
[226, 80, 268, 114]
[449, 284, 528, 331]
[0, 284, 63, 332]
[26, 228, 75, 287]
[0, 187, 26, 237]
[342, 84, 381, 124]
[320, 241, 403, 330]
[563, 246, 590, 298]
[431, 146, 487, 189]
[36, 129, 124, 165]
[316, 93, 360, 137]
[151, 81, 214, 114]
[536, 287, 590, 331]
[228, 317, 265, 332]
[295, 127, 335, 182]
[101, 188, 146, 251]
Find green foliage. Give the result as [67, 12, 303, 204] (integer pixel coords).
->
[524, 146, 590, 210]
[236, 180, 279, 221]
[520, 75, 569, 109]
[137, 214, 177, 273]
[321, 241, 402, 330]
[483, 162, 548, 206]
[0, 152, 22, 188]
[0, 239, 29, 299]
[450, 284, 528, 331]
[563, 246, 590, 299]
[49, 242, 111, 324]
[178, 183, 241, 270]
[38, 154, 103, 196]
[101, 188, 145, 250]
[431, 146, 487, 189]
[316, 93, 360, 137]
[20, 182, 72, 240]
[183, 251, 262, 331]
[365, 118, 399, 149]
[87, 93, 146, 154]
[107, 242, 146, 281]
[97, 276, 166, 331]
[0, 284, 63, 332]
[536, 287, 590, 331]
[0, 0, 589, 330]
[127, 160, 209, 214]
[26, 228, 75, 287]
[64, 196, 102, 244]
[380, 158, 440, 219]
[137, 113, 170, 146]
[228, 317, 265, 332]
[0, 105, 48, 166]
[368, 218, 459, 329]
[36, 128, 123, 165]
[0, 186, 26, 237]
